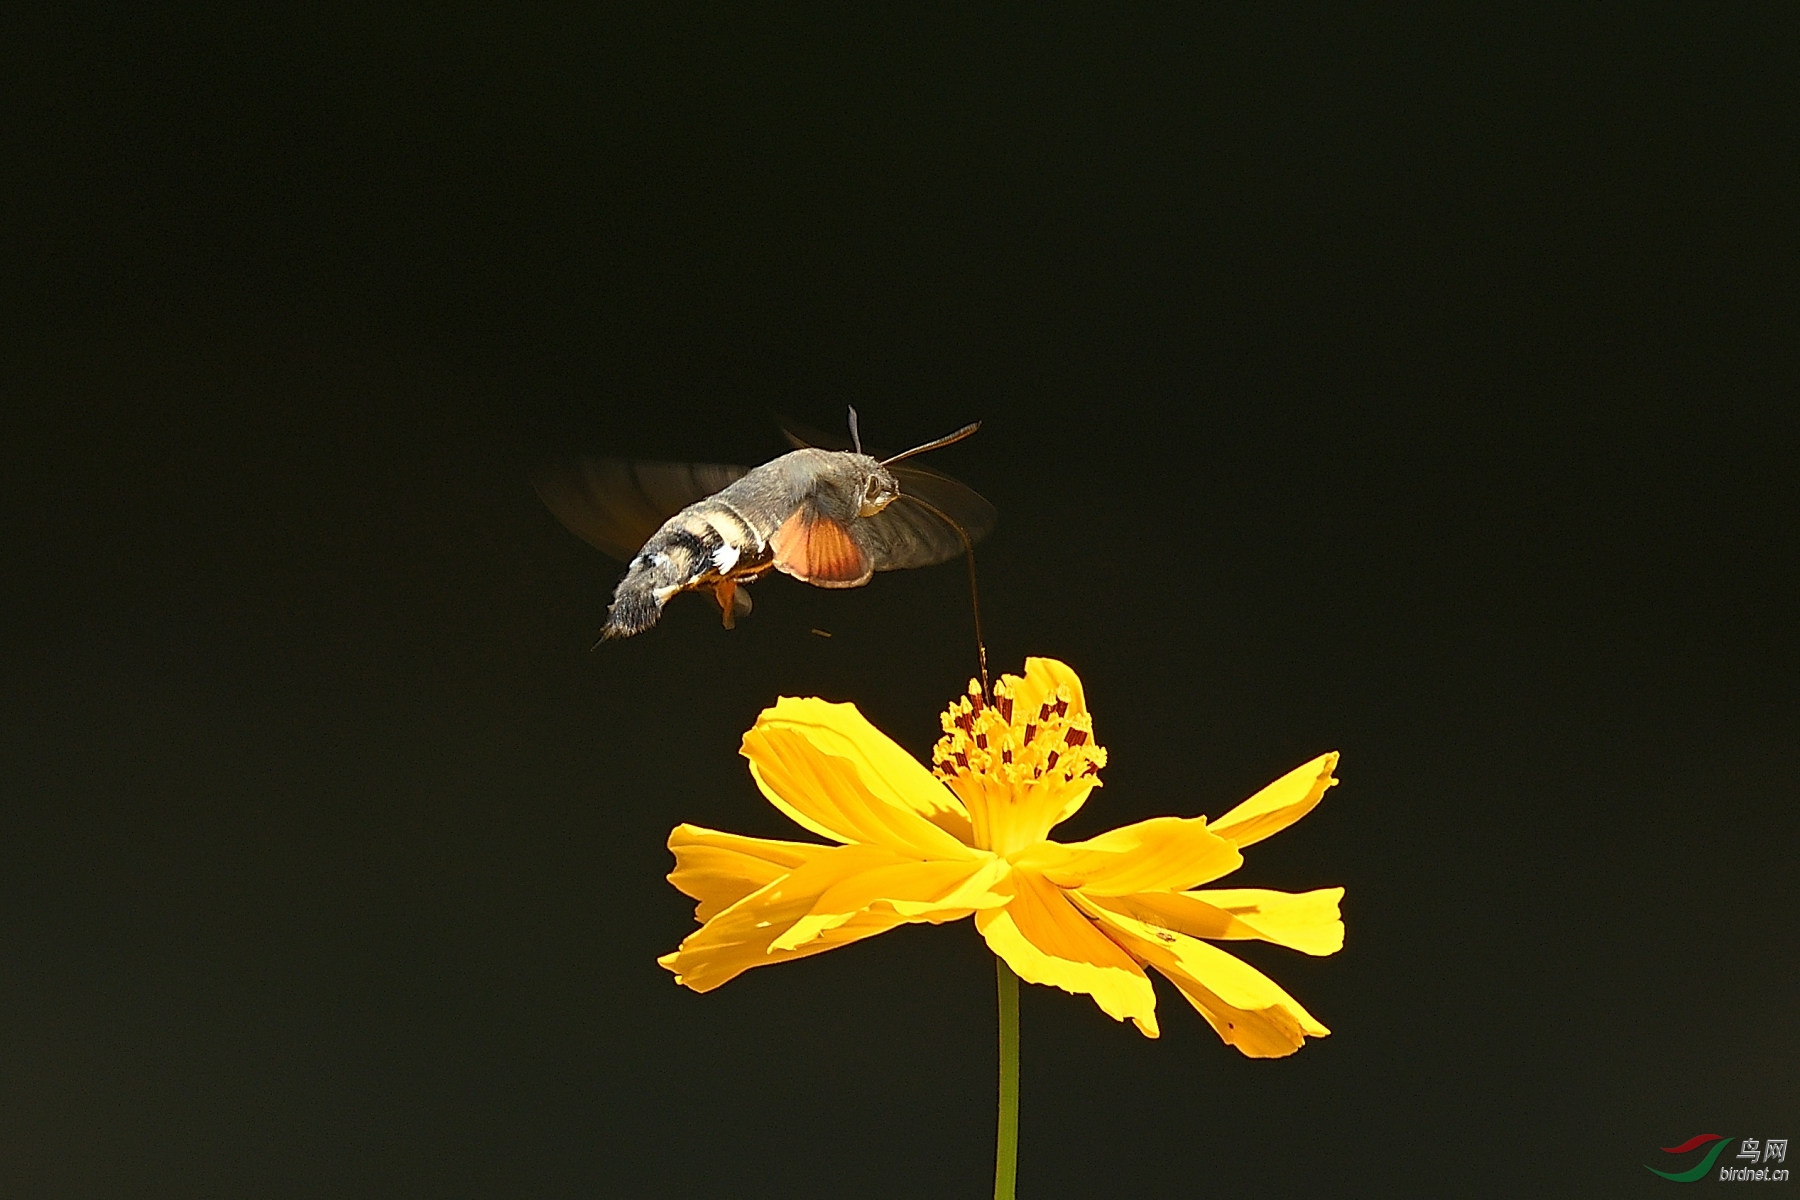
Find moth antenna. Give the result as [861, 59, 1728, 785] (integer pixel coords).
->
[895, 492, 989, 701]
[881, 421, 980, 467]
[847, 406, 863, 455]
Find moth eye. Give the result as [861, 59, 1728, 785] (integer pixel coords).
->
[858, 476, 894, 516]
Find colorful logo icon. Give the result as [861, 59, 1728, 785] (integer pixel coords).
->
[1646, 1135, 1736, 1182]
[1646, 1134, 1790, 1182]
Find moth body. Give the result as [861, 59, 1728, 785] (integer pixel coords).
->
[601, 449, 898, 639]
[532, 417, 991, 643]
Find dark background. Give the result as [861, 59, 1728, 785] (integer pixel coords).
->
[3, 5, 1794, 1196]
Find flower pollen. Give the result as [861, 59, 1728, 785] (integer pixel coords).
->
[932, 676, 1107, 793]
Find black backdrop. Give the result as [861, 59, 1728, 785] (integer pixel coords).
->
[3, 6, 1794, 1197]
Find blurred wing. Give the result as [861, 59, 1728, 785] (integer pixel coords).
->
[860, 465, 998, 571]
[532, 458, 748, 561]
[776, 413, 852, 452]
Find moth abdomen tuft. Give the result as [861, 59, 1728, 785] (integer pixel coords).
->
[600, 578, 665, 639]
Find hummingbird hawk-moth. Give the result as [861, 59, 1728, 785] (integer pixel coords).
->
[532, 412, 996, 640]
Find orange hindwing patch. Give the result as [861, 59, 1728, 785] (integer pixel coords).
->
[771, 510, 873, 587]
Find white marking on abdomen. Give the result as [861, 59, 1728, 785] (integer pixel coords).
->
[708, 500, 763, 552]
[712, 542, 740, 573]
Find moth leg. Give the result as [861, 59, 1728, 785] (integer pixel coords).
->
[713, 580, 737, 628]
[713, 579, 753, 629]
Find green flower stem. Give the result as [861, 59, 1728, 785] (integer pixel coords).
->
[994, 957, 1020, 1200]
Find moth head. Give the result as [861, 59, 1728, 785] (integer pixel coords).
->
[858, 464, 900, 517]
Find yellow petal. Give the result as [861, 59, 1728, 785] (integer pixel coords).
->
[1088, 887, 1344, 957]
[1078, 896, 1330, 1057]
[666, 824, 837, 922]
[771, 855, 1012, 951]
[662, 843, 912, 993]
[1208, 752, 1340, 848]
[658, 911, 901, 990]
[1009, 657, 1099, 832]
[1011, 816, 1243, 895]
[743, 697, 976, 857]
[1008, 657, 1089, 725]
[975, 870, 1160, 1037]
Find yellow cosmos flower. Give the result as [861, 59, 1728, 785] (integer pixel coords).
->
[658, 658, 1344, 1057]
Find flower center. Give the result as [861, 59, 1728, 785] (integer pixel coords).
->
[932, 677, 1105, 795]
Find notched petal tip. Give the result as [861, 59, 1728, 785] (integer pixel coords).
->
[1112, 886, 1346, 957]
[657, 952, 692, 989]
